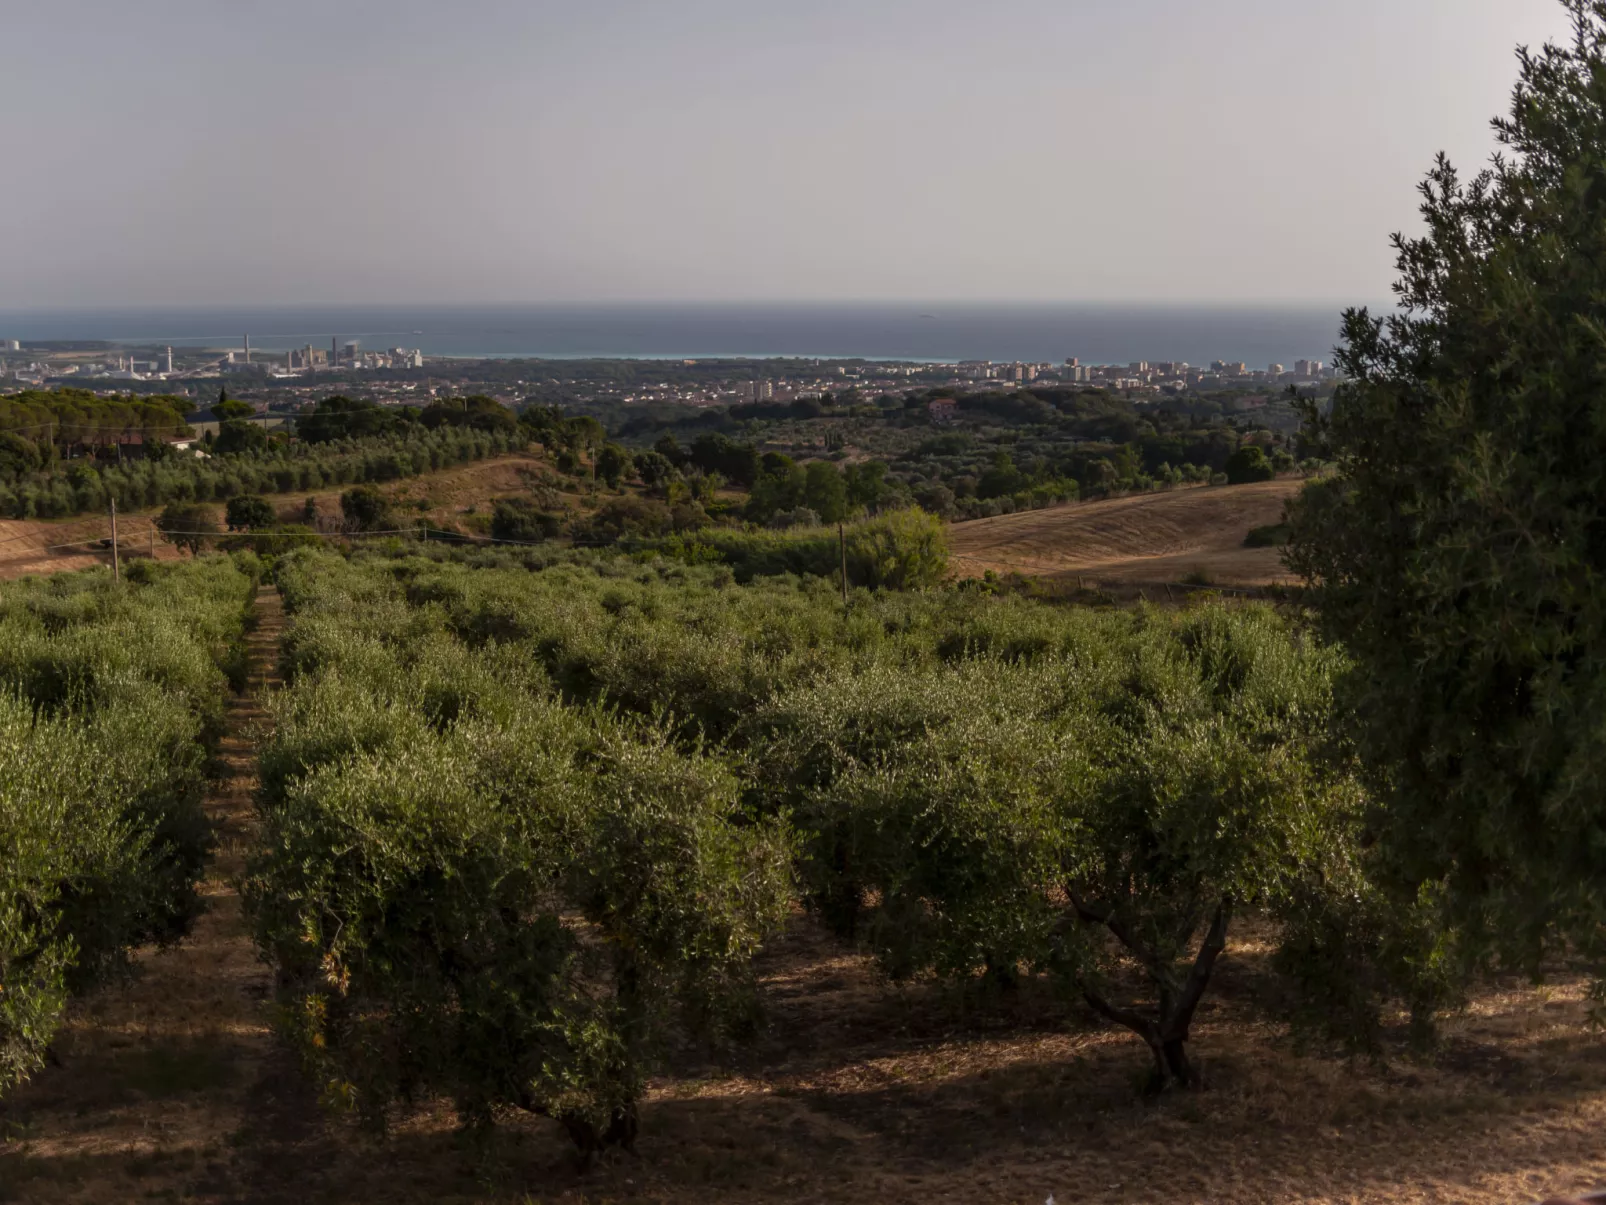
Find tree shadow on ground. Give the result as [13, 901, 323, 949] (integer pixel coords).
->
[5, 915, 1605, 1205]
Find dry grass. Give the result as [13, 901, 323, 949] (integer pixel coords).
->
[948, 479, 1306, 591]
[294, 449, 591, 534]
[0, 511, 185, 581]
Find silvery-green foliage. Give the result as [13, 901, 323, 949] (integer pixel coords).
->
[0, 555, 251, 1097]
[249, 562, 794, 1153]
[0, 693, 142, 1093]
[256, 548, 1369, 1098]
[755, 602, 1360, 1089]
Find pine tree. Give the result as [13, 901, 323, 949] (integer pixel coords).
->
[1288, 0, 1606, 985]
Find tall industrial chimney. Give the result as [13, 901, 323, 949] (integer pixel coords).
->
[164, 346, 173, 374]
[244, 334, 250, 364]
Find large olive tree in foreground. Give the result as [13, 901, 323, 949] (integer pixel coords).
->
[1288, 1, 1606, 989]
[747, 606, 1357, 1090]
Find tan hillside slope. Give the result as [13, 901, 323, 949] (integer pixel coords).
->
[947, 478, 1305, 588]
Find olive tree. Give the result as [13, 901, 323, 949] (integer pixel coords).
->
[751, 605, 1357, 1091]
[1056, 607, 1353, 1088]
[156, 502, 217, 555]
[225, 494, 276, 531]
[247, 620, 794, 1156]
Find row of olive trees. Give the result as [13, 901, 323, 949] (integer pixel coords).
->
[0, 555, 256, 1096]
[248, 551, 795, 1157]
[0, 427, 523, 520]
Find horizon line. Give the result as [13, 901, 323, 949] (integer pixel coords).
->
[0, 297, 1387, 314]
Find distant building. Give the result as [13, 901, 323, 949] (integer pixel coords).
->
[2, 339, 19, 351]
[927, 398, 959, 424]
[294, 345, 331, 369]
[1295, 359, 1323, 377]
[756, 379, 774, 401]
[1268, 363, 1285, 376]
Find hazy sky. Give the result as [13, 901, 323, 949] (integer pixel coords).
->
[0, 0, 1577, 308]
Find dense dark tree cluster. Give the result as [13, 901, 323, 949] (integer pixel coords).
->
[1288, 1, 1606, 991]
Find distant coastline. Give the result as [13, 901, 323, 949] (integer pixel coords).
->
[0, 301, 1363, 368]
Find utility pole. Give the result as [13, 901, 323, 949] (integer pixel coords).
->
[838, 519, 848, 609]
[109, 497, 121, 583]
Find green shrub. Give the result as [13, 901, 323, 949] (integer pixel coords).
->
[1244, 522, 1290, 548]
[844, 507, 948, 589]
[157, 502, 218, 555]
[1225, 445, 1276, 485]
[632, 508, 946, 589]
[580, 496, 674, 542]
[340, 486, 392, 532]
[490, 497, 564, 543]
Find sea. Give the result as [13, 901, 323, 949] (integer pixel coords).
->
[0, 302, 1362, 368]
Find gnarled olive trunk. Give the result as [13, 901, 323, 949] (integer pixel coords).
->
[1070, 897, 1231, 1094]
